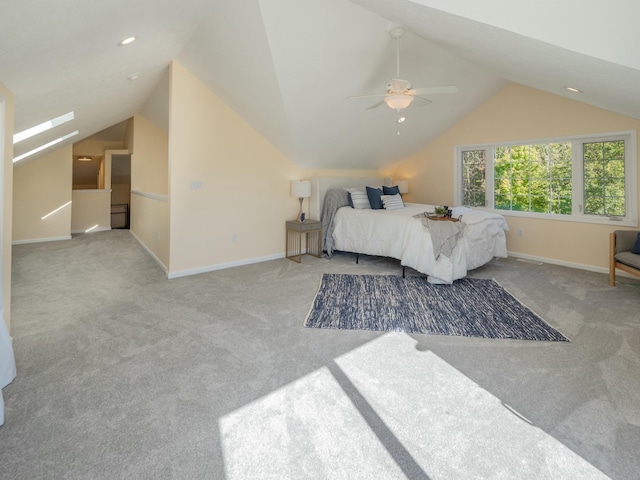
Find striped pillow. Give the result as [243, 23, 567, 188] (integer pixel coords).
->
[381, 194, 404, 210]
[346, 188, 371, 209]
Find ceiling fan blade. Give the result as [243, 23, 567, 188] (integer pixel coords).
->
[411, 96, 432, 107]
[410, 85, 458, 95]
[366, 100, 386, 110]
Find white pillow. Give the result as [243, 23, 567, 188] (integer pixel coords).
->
[346, 188, 371, 209]
[381, 194, 404, 210]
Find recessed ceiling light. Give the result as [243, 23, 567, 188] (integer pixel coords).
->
[397, 117, 406, 124]
[118, 36, 138, 46]
[565, 86, 582, 93]
[127, 73, 139, 81]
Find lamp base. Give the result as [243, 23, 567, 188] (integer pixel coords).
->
[296, 197, 306, 222]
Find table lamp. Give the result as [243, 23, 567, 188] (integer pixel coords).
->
[291, 180, 311, 222]
[396, 180, 409, 194]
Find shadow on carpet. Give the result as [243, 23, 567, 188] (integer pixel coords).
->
[304, 274, 568, 341]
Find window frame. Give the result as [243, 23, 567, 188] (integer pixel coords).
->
[454, 130, 638, 227]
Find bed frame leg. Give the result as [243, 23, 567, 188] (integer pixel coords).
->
[356, 253, 359, 264]
[402, 266, 406, 278]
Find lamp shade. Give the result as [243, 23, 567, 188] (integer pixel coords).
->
[384, 94, 414, 110]
[396, 180, 409, 194]
[291, 180, 311, 198]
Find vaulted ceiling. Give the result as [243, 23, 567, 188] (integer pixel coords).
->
[3, 0, 640, 169]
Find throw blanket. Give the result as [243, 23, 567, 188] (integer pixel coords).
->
[413, 215, 465, 259]
[321, 189, 350, 256]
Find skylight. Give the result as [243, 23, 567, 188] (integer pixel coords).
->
[13, 130, 79, 163]
[13, 111, 74, 144]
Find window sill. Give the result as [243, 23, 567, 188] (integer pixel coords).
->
[468, 206, 638, 228]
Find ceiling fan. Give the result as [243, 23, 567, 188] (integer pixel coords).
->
[349, 26, 457, 110]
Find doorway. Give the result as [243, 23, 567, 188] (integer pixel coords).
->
[110, 154, 131, 229]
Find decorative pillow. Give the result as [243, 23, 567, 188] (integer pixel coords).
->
[382, 185, 400, 196]
[366, 186, 384, 210]
[381, 194, 404, 210]
[346, 188, 371, 209]
[632, 232, 640, 254]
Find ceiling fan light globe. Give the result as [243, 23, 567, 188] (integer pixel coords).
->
[384, 94, 413, 110]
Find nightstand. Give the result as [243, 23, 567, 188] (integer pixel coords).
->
[286, 220, 322, 263]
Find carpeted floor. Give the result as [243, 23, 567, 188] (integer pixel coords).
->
[1, 230, 640, 479]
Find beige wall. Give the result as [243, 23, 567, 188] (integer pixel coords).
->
[73, 138, 124, 157]
[123, 117, 134, 152]
[168, 61, 293, 274]
[131, 114, 168, 194]
[131, 193, 169, 269]
[1, 83, 13, 330]
[129, 114, 170, 269]
[71, 190, 111, 233]
[13, 145, 73, 243]
[389, 83, 640, 271]
[168, 62, 361, 275]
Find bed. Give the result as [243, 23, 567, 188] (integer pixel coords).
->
[310, 176, 508, 284]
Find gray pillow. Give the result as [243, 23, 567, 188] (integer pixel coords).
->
[632, 233, 640, 254]
[382, 185, 400, 196]
[366, 186, 384, 210]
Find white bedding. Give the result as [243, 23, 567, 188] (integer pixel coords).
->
[332, 203, 508, 283]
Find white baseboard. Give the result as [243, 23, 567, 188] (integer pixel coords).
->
[12, 235, 72, 245]
[70, 227, 111, 234]
[129, 231, 169, 274]
[168, 253, 286, 279]
[507, 251, 616, 276]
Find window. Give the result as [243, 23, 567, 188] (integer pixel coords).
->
[12, 111, 77, 163]
[455, 131, 637, 226]
[493, 143, 572, 214]
[583, 140, 626, 216]
[461, 150, 486, 207]
[13, 111, 74, 144]
[13, 130, 79, 163]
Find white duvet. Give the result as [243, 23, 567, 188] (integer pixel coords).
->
[332, 203, 509, 283]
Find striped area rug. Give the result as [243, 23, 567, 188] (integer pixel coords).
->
[304, 274, 568, 341]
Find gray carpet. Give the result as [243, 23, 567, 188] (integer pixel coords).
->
[1, 230, 640, 479]
[305, 274, 568, 341]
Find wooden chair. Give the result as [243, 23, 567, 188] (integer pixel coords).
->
[609, 230, 640, 286]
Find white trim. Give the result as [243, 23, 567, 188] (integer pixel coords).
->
[70, 227, 111, 234]
[507, 251, 635, 279]
[131, 190, 168, 202]
[129, 230, 168, 274]
[167, 253, 286, 279]
[507, 251, 604, 274]
[12, 236, 71, 245]
[485, 208, 638, 227]
[72, 189, 113, 193]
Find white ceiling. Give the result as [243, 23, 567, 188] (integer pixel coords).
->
[3, 0, 640, 169]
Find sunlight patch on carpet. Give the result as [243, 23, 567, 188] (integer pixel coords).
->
[219, 334, 607, 479]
